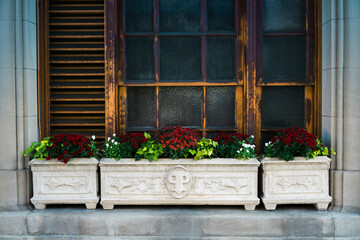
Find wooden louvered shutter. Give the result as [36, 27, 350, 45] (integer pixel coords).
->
[39, 0, 109, 142]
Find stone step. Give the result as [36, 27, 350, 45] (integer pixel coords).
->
[0, 206, 360, 239]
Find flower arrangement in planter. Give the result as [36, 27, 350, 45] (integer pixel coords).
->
[27, 134, 99, 209]
[261, 127, 333, 210]
[100, 126, 260, 210]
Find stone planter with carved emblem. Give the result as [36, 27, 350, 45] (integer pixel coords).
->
[261, 156, 332, 210]
[99, 158, 260, 210]
[29, 158, 99, 209]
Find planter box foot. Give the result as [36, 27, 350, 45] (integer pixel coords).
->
[102, 203, 114, 210]
[264, 203, 277, 210]
[315, 202, 329, 211]
[85, 203, 97, 209]
[244, 204, 257, 211]
[33, 203, 46, 210]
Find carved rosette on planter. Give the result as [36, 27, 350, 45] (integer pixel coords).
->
[261, 156, 332, 210]
[29, 158, 99, 209]
[100, 158, 260, 210]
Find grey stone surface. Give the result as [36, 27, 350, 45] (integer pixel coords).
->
[344, 19, 360, 68]
[23, 21, 37, 70]
[23, 69, 38, 117]
[0, 69, 16, 117]
[23, 0, 36, 24]
[17, 169, 30, 206]
[321, 20, 334, 70]
[322, 68, 336, 117]
[0, 209, 360, 238]
[0, 116, 17, 170]
[0, 20, 15, 69]
[343, 171, 360, 209]
[322, 0, 332, 24]
[0, 0, 15, 21]
[0, 170, 18, 210]
[344, 0, 360, 19]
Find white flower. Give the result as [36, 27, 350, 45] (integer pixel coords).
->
[111, 139, 115, 143]
[251, 135, 254, 138]
[240, 148, 242, 151]
[91, 135, 96, 140]
[107, 137, 111, 141]
[114, 142, 118, 145]
[113, 133, 116, 137]
[265, 143, 268, 147]
[237, 150, 240, 153]
[246, 150, 249, 153]
[106, 143, 109, 147]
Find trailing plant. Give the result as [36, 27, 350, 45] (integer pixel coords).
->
[136, 132, 163, 161]
[47, 133, 97, 163]
[20, 137, 52, 160]
[154, 126, 200, 159]
[189, 138, 218, 160]
[212, 133, 256, 160]
[264, 127, 335, 161]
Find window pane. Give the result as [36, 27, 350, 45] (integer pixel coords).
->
[206, 87, 235, 129]
[159, 0, 201, 32]
[125, 0, 154, 33]
[262, 87, 305, 129]
[207, 37, 236, 82]
[127, 87, 157, 130]
[125, 37, 155, 82]
[207, 0, 236, 32]
[262, 36, 306, 83]
[160, 37, 202, 81]
[159, 87, 203, 128]
[263, 0, 306, 33]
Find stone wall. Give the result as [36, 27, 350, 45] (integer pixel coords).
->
[322, 0, 360, 211]
[0, 0, 37, 210]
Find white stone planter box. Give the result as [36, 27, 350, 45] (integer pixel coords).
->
[261, 156, 332, 210]
[29, 158, 99, 209]
[100, 158, 260, 210]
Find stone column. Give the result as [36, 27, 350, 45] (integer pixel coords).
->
[0, 0, 37, 210]
[322, 0, 360, 211]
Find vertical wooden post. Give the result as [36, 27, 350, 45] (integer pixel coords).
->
[105, 0, 117, 137]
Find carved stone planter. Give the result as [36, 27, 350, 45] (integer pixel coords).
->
[100, 158, 260, 210]
[29, 158, 99, 209]
[261, 156, 332, 210]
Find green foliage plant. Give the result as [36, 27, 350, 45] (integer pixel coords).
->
[135, 132, 164, 162]
[189, 138, 218, 160]
[212, 133, 256, 160]
[264, 127, 336, 161]
[20, 137, 52, 160]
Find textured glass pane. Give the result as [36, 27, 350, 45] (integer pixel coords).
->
[160, 37, 202, 81]
[263, 36, 306, 83]
[125, 37, 155, 81]
[159, 0, 201, 32]
[127, 87, 156, 130]
[159, 87, 203, 128]
[262, 87, 305, 129]
[263, 0, 306, 33]
[207, 0, 236, 32]
[125, 0, 154, 32]
[207, 37, 236, 82]
[206, 87, 235, 129]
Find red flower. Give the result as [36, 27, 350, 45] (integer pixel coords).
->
[46, 156, 51, 160]
[64, 156, 69, 161]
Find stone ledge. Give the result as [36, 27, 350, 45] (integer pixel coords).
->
[0, 207, 360, 239]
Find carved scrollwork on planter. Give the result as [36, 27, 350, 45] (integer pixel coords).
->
[195, 177, 248, 194]
[109, 177, 165, 194]
[166, 165, 192, 198]
[44, 177, 86, 192]
[275, 176, 318, 193]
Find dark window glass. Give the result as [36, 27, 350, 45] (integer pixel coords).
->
[125, 0, 154, 33]
[207, 0, 236, 32]
[125, 37, 155, 82]
[159, 0, 201, 32]
[160, 37, 202, 81]
[262, 36, 306, 83]
[206, 87, 236, 129]
[263, 0, 306, 33]
[207, 37, 236, 82]
[127, 87, 157, 130]
[262, 87, 305, 129]
[159, 87, 203, 128]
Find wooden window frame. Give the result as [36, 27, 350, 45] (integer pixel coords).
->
[38, 0, 321, 150]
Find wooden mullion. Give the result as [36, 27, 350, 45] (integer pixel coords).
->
[105, 0, 117, 137]
[314, 0, 322, 137]
[154, 0, 160, 130]
[236, 86, 244, 133]
[122, 82, 240, 87]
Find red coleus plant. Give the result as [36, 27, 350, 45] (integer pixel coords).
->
[111, 133, 149, 158]
[47, 133, 97, 163]
[153, 126, 201, 159]
[264, 127, 331, 161]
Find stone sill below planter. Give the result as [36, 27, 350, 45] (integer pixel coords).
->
[1, 207, 360, 239]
